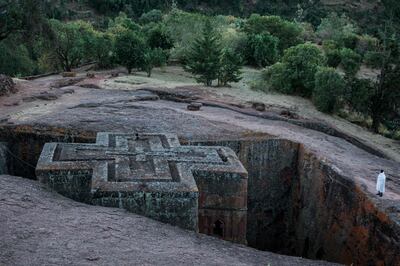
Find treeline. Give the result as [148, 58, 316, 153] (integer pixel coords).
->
[0, 1, 399, 138]
[253, 12, 400, 136]
[87, 0, 400, 31]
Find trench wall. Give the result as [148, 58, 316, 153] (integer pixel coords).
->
[0, 126, 95, 178]
[0, 142, 8, 174]
[1, 128, 400, 265]
[191, 138, 400, 265]
[290, 146, 400, 265]
[189, 138, 299, 252]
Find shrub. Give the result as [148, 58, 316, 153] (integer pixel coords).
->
[0, 42, 36, 76]
[323, 41, 342, 67]
[313, 67, 345, 113]
[346, 77, 372, 114]
[246, 33, 279, 67]
[316, 13, 358, 47]
[108, 12, 141, 34]
[342, 33, 359, 50]
[146, 24, 174, 50]
[139, 9, 163, 24]
[300, 22, 317, 42]
[326, 49, 342, 68]
[356, 34, 379, 56]
[265, 62, 291, 93]
[243, 14, 302, 51]
[37, 52, 59, 73]
[220, 27, 247, 53]
[340, 48, 362, 76]
[142, 48, 167, 77]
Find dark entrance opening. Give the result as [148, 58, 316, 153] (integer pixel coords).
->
[213, 220, 224, 237]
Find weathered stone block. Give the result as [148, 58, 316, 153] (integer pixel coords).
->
[36, 132, 248, 242]
[187, 102, 203, 111]
[61, 72, 77, 77]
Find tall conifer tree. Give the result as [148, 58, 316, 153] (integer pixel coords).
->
[184, 19, 221, 86]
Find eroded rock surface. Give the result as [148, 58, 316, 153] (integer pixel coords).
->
[0, 175, 336, 266]
[1, 72, 400, 265]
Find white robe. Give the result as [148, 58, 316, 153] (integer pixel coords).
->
[376, 173, 386, 193]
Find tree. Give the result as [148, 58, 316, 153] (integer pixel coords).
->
[146, 24, 174, 50]
[114, 30, 146, 73]
[47, 19, 88, 72]
[218, 48, 243, 86]
[0, 0, 44, 42]
[243, 14, 302, 51]
[0, 40, 35, 76]
[346, 20, 400, 133]
[316, 13, 358, 48]
[91, 32, 114, 69]
[142, 48, 166, 77]
[280, 43, 326, 96]
[313, 67, 345, 113]
[184, 19, 221, 86]
[361, 31, 399, 132]
[108, 12, 141, 34]
[246, 33, 279, 67]
[139, 9, 163, 24]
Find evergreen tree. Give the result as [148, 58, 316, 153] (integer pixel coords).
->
[218, 48, 243, 86]
[184, 19, 221, 86]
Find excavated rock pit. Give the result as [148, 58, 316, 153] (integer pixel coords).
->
[1, 126, 399, 266]
[1, 75, 400, 265]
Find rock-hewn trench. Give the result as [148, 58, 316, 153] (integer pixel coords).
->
[1, 127, 399, 266]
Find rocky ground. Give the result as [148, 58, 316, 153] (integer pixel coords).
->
[0, 68, 399, 265]
[1, 69, 399, 197]
[0, 175, 337, 266]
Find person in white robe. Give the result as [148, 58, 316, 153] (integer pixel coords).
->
[376, 170, 386, 197]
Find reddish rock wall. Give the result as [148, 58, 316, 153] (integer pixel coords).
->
[192, 138, 400, 265]
[2, 127, 400, 265]
[291, 146, 400, 265]
[189, 138, 299, 251]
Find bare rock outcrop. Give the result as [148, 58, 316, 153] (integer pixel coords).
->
[0, 175, 336, 266]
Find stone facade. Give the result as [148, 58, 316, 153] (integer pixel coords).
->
[188, 138, 299, 251]
[35, 132, 248, 244]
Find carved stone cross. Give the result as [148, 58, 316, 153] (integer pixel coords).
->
[36, 132, 248, 244]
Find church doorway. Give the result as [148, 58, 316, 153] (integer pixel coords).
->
[213, 220, 224, 238]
